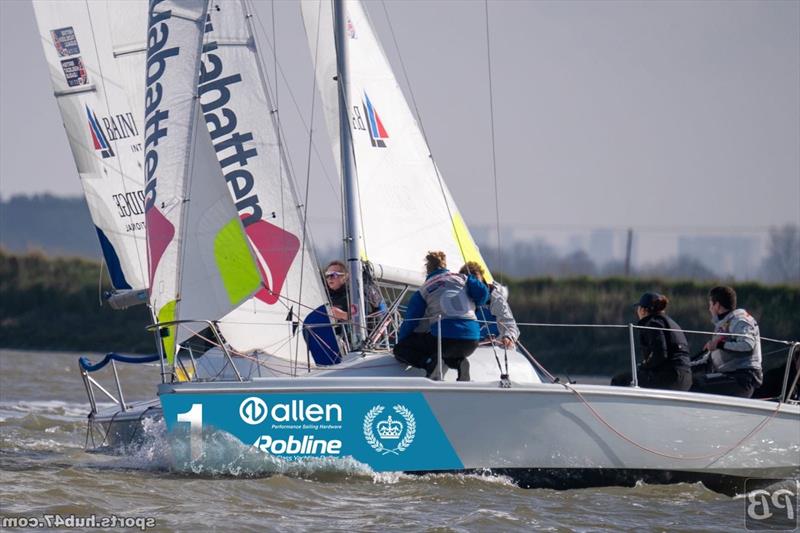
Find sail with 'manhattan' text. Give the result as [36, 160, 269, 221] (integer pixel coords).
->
[199, 0, 328, 365]
[144, 0, 263, 363]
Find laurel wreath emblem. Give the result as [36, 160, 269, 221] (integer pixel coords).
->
[363, 404, 416, 455]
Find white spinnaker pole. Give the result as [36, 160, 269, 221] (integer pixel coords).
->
[333, 0, 367, 347]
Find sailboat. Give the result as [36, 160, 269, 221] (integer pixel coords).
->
[33, 0, 799, 494]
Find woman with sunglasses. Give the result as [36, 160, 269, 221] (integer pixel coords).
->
[323, 260, 386, 329]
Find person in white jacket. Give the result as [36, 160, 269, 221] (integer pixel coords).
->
[459, 262, 520, 348]
[691, 286, 763, 398]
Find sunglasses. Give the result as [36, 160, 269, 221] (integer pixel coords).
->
[325, 271, 346, 279]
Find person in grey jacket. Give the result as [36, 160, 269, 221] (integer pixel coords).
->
[459, 262, 519, 348]
[691, 286, 763, 398]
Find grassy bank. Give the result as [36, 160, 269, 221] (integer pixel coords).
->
[507, 277, 800, 374]
[0, 250, 152, 353]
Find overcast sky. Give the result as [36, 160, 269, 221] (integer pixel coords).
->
[1, 0, 798, 245]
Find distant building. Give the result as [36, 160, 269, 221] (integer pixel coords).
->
[566, 234, 586, 255]
[589, 229, 615, 265]
[678, 235, 761, 278]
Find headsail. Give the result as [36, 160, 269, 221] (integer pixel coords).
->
[197, 0, 329, 362]
[301, 0, 491, 285]
[33, 0, 150, 302]
[144, 0, 263, 363]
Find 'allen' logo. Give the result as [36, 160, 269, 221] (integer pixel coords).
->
[239, 396, 268, 425]
[86, 105, 114, 159]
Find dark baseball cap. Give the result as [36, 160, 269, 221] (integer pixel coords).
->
[634, 292, 663, 309]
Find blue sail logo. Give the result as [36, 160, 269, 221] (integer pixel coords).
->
[86, 105, 114, 159]
[362, 92, 389, 148]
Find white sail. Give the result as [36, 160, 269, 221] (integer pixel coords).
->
[198, 0, 328, 362]
[144, 0, 263, 363]
[33, 0, 149, 295]
[301, 0, 491, 285]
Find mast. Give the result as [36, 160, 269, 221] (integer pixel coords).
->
[333, 0, 367, 346]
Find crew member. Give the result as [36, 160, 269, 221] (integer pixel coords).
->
[394, 251, 488, 381]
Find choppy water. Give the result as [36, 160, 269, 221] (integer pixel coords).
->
[0, 349, 783, 532]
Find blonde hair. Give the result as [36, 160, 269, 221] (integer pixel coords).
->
[325, 260, 347, 273]
[425, 251, 446, 274]
[458, 261, 485, 282]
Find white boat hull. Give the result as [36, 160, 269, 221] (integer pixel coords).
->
[91, 354, 799, 495]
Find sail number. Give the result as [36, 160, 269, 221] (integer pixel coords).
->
[352, 106, 366, 130]
[176, 403, 203, 461]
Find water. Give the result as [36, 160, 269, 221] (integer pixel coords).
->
[0, 350, 775, 532]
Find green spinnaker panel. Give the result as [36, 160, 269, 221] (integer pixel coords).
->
[214, 218, 262, 305]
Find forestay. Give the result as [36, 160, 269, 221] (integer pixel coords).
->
[301, 0, 491, 285]
[33, 0, 149, 295]
[144, 0, 263, 363]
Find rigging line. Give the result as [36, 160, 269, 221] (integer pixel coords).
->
[248, 4, 341, 207]
[563, 382, 784, 461]
[293, 0, 325, 376]
[329, 1, 351, 280]
[379, 0, 468, 264]
[241, 0, 320, 365]
[84, 0, 148, 288]
[269, 1, 287, 281]
[484, 0, 502, 283]
[246, 0, 330, 292]
[268, 0, 292, 366]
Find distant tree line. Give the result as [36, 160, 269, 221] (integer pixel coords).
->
[2, 250, 797, 377]
[0, 250, 152, 353]
[505, 276, 799, 376]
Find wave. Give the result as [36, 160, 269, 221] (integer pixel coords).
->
[84, 420, 520, 489]
[0, 400, 92, 421]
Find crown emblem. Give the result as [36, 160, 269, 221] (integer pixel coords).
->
[364, 405, 416, 455]
[376, 416, 403, 440]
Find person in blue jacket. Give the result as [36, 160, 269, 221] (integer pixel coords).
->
[393, 251, 489, 381]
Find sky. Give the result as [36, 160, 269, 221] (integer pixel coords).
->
[1, 0, 798, 253]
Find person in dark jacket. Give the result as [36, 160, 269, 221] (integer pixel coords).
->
[611, 292, 692, 391]
[323, 260, 386, 335]
[393, 251, 489, 381]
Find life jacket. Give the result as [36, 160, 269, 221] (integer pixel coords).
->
[710, 309, 762, 373]
[420, 271, 477, 322]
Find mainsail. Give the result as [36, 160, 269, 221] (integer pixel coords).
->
[33, 0, 149, 302]
[301, 0, 491, 285]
